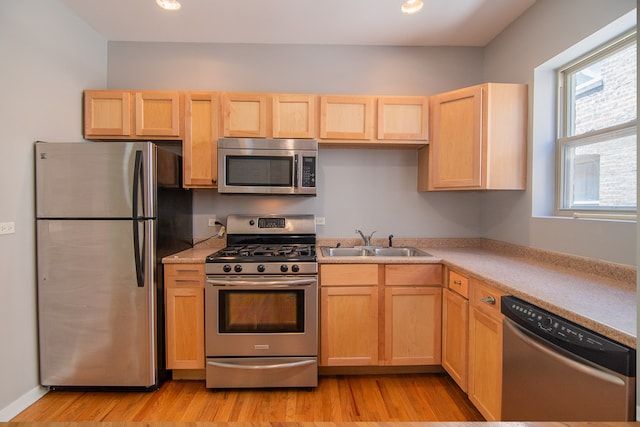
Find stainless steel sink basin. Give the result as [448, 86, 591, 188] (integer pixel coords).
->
[320, 246, 432, 257]
[321, 247, 373, 257]
[372, 247, 432, 257]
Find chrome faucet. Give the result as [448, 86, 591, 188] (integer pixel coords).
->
[356, 229, 376, 246]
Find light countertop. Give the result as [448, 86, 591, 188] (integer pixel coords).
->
[164, 237, 636, 348]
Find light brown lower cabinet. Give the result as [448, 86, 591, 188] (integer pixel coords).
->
[468, 279, 506, 421]
[442, 287, 468, 391]
[164, 263, 205, 370]
[319, 263, 442, 367]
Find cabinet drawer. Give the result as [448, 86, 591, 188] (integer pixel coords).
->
[470, 280, 506, 318]
[385, 264, 442, 286]
[448, 270, 469, 298]
[164, 263, 205, 288]
[320, 264, 379, 286]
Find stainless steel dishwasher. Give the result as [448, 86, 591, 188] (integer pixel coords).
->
[501, 295, 635, 421]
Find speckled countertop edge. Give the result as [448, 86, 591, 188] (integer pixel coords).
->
[164, 237, 637, 348]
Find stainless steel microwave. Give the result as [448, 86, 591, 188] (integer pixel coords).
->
[218, 138, 317, 195]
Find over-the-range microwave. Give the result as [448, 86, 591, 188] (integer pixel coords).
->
[217, 138, 317, 195]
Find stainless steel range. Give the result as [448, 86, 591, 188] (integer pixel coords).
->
[204, 214, 318, 389]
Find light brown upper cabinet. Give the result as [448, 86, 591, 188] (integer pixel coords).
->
[319, 95, 374, 140]
[134, 91, 182, 137]
[221, 92, 269, 138]
[419, 83, 527, 191]
[84, 90, 132, 137]
[183, 92, 219, 188]
[272, 94, 317, 139]
[377, 96, 428, 140]
[84, 90, 182, 140]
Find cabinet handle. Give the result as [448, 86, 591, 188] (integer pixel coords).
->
[480, 296, 496, 305]
[177, 269, 199, 273]
[176, 279, 200, 284]
[453, 280, 462, 285]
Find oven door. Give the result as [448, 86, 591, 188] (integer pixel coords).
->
[205, 275, 318, 357]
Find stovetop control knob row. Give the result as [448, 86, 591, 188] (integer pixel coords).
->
[280, 264, 300, 273]
[222, 264, 244, 273]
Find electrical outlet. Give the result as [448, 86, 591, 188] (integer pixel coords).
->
[315, 216, 326, 225]
[208, 216, 217, 227]
[0, 222, 15, 235]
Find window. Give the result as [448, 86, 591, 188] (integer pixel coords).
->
[557, 30, 637, 216]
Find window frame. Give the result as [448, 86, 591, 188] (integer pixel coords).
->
[555, 29, 637, 218]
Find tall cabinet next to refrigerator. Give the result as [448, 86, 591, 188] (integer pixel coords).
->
[35, 141, 192, 389]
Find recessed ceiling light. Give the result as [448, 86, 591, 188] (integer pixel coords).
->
[156, 0, 181, 11]
[401, 0, 423, 14]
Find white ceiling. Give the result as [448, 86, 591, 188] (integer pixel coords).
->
[59, 0, 537, 47]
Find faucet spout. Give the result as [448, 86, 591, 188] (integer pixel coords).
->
[355, 229, 376, 246]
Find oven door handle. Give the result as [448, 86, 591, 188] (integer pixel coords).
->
[206, 278, 317, 287]
[207, 359, 316, 370]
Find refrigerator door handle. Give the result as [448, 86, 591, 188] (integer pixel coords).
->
[133, 150, 145, 287]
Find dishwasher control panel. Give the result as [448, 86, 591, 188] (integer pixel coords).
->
[501, 295, 635, 376]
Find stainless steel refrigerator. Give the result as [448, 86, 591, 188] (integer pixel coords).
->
[35, 141, 192, 389]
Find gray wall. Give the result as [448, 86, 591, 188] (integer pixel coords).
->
[481, 0, 637, 265]
[0, 0, 107, 419]
[107, 43, 486, 240]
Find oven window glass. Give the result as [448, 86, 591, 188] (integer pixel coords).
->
[226, 156, 293, 187]
[219, 289, 304, 333]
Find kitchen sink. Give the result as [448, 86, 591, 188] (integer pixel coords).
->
[321, 247, 373, 256]
[372, 247, 432, 257]
[320, 246, 432, 257]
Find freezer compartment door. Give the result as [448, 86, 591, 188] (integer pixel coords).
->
[37, 219, 157, 387]
[35, 141, 154, 219]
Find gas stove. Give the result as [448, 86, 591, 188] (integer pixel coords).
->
[205, 214, 317, 275]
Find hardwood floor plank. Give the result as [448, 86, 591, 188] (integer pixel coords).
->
[11, 374, 484, 423]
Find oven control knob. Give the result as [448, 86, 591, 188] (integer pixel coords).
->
[280, 264, 289, 273]
[291, 264, 300, 273]
[257, 264, 266, 273]
[234, 264, 243, 273]
[223, 264, 232, 273]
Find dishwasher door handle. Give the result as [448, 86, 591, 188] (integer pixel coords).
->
[504, 319, 625, 386]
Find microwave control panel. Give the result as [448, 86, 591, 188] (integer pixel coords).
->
[301, 157, 316, 188]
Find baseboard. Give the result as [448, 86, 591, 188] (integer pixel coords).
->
[0, 386, 48, 422]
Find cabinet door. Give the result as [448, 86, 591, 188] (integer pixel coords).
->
[320, 286, 379, 366]
[383, 286, 441, 365]
[165, 287, 205, 369]
[377, 96, 428, 140]
[83, 90, 131, 137]
[320, 95, 374, 140]
[221, 92, 269, 137]
[468, 281, 505, 421]
[272, 94, 316, 138]
[442, 288, 468, 392]
[184, 93, 219, 188]
[135, 91, 182, 137]
[164, 264, 205, 370]
[429, 85, 483, 189]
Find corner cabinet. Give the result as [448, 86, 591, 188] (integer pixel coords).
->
[319, 263, 442, 367]
[468, 279, 506, 421]
[419, 83, 527, 191]
[183, 92, 219, 188]
[164, 263, 205, 370]
[84, 90, 182, 140]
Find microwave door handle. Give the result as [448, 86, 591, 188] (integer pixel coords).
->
[293, 154, 299, 188]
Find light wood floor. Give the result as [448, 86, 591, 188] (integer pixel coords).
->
[12, 374, 484, 423]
